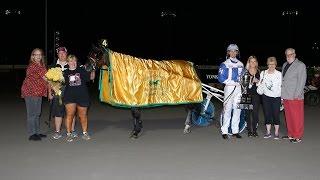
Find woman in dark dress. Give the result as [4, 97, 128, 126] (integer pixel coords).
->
[245, 56, 261, 137]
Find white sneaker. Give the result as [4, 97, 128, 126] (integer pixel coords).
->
[52, 132, 62, 140]
[263, 133, 272, 139]
[71, 131, 78, 138]
[66, 133, 74, 142]
[82, 132, 91, 140]
[274, 135, 280, 140]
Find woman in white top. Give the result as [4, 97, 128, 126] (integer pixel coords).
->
[257, 57, 282, 139]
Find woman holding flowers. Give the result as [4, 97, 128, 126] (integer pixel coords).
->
[21, 48, 48, 141]
[63, 54, 95, 142]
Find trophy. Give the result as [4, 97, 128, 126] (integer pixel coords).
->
[238, 70, 253, 109]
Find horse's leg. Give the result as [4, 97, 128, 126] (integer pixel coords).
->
[183, 104, 193, 134]
[130, 107, 143, 139]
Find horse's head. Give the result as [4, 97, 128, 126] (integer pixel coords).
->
[85, 39, 109, 71]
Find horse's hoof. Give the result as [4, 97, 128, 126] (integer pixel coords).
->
[129, 130, 141, 139]
[183, 125, 191, 134]
[130, 134, 139, 139]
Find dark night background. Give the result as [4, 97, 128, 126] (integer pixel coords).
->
[1, 0, 320, 66]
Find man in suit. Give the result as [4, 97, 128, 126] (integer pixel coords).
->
[281, 48, 307, 143]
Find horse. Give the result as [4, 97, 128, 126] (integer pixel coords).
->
[85, 39, 224, 139]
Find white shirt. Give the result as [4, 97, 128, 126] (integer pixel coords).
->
[56, 59, 68, 71]
[258, 70, 282, 97]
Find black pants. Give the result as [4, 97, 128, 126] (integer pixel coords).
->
[262, 95, 281, 125]
[246, 94, 261, 133]
[51, 96, 65, 118]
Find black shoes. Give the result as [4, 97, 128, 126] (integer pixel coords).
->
[282, 135, 292, 140]
[232, 133, 242, 138]
[252, 132, 258, 137]
[222, 134, 229, 139]
[290, 138, 302, 143]
[248, 131, 258, 137]
[281, 135, 302, 143]
[28, 134, 41, 141]
[28, 133, 47, 141]
[37, 134, 47, 138]
[222, 133, 242, 139]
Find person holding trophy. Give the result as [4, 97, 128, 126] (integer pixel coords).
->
[218, 44, 244, 139]
[244, 56, 261, 137]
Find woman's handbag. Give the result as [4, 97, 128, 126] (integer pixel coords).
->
[256, 70, 265, 95]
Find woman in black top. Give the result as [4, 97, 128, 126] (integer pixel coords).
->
[245, 56, 261, 137]
[63, 54, 95, 142]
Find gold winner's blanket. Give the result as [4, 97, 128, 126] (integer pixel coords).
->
[99, 50, 203, 108]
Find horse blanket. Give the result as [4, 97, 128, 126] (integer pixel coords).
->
[99, 50, 203, 108]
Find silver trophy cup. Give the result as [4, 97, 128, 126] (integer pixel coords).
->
[238, 71, 253, 109]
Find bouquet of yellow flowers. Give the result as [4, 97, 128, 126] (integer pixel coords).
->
[45, 67, 65, 104]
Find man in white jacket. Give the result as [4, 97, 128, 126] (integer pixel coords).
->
[218, 44, 244, 139]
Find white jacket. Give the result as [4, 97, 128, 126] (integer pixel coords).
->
[258, 70, 282, 97]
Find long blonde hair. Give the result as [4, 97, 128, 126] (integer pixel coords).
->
[245, 55, 259, 70]
[29, 48, 46, 66]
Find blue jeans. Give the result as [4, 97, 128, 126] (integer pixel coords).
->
[25, 96, 42, 136]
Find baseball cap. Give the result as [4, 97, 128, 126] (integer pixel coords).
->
[56, 47, 67, 53]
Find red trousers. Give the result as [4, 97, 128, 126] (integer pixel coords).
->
[283, 99, 304, 139]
